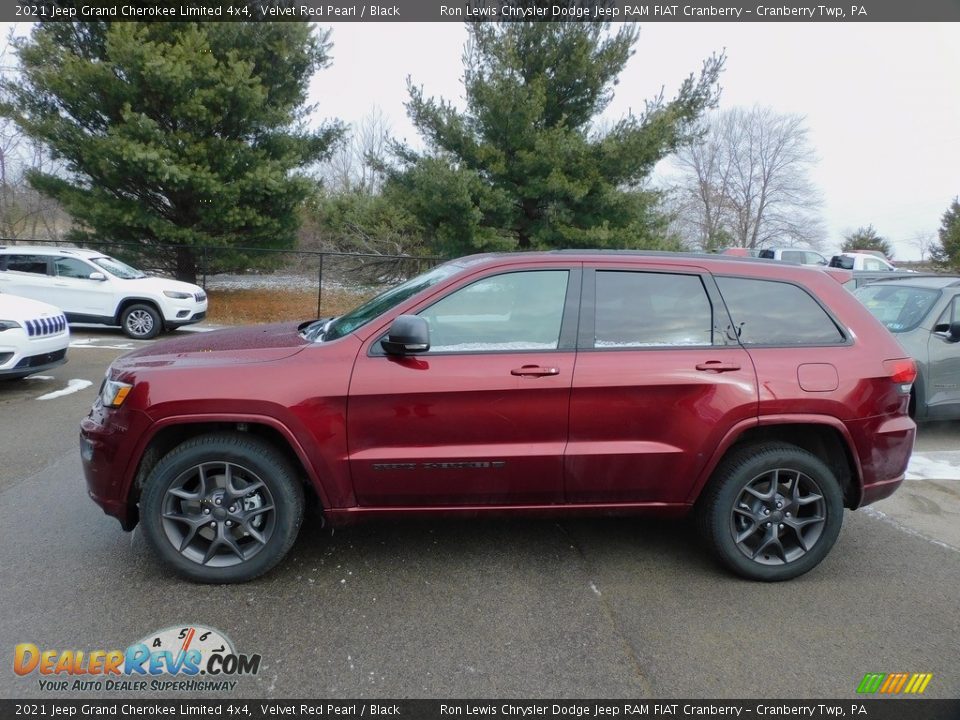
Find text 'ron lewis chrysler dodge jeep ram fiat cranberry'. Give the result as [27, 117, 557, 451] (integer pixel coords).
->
[80, 252, 916, 583]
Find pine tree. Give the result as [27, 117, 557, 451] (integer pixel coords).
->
[1, 22, 343, 281]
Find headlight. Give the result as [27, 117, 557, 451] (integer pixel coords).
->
[163, 290, 191, 299]
[0, 320, 21, 332]
[101, 378, 133, 408]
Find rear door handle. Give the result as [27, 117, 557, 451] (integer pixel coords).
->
[511, 365, 560, 377]
[695, 361, 741, 373]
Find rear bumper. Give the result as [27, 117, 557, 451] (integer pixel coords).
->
[847, 413, 916, 508]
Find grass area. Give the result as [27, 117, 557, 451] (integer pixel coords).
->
[206, 287, 372, 325]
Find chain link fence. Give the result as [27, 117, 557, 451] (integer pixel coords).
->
[0, 237, 445, 321]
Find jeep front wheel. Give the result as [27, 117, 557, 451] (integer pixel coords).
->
[698, 442, 844, 582]
[140, 433, 305, 583]
[121, 303, 162, 339]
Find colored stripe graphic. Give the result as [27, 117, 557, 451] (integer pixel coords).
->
[857, 672, 932, 694]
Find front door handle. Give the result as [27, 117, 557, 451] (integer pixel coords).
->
[511, 365, 560, 377]
[695, 361, 741, 373]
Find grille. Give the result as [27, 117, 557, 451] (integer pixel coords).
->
[194, 291, 207, 302]
[25, 315, 68, 338]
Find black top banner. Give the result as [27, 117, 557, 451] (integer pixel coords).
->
[7, 0, 960, 23]
[3, 700, 960, 720]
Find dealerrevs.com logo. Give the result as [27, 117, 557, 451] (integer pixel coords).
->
[13, 625, 260, 693]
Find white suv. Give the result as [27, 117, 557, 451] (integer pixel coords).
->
[0, 246, 207, 339]
[0, 291, 70, 379]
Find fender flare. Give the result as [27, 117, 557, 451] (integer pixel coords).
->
[121, 412, 333, 511]
[685, 414, 864, 505]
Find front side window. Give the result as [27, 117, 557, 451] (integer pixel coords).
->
[55, 257, 96, 279]
[3, 254, 48, 275]
[418, 270, 569, 353]
[855, 284, 941, 333]
[593, 271, 713, 348]
[781, 250, 806, 264]
[717, 276, 845, 345]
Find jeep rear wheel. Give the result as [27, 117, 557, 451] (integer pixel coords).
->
[140, 433, 304, 583]
[698, 442, 843, 581]
[121, 303, 161, 339]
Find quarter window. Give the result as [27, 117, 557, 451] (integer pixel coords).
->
[593, 271, 713, 348]
[418, 270, 569, 353]
[717, 276, 845, 345]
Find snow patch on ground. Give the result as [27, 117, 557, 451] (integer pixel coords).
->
[906, 452, 960, 481]
[36, 379, 93, 401]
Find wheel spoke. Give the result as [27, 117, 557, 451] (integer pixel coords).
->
[243, 524, 267, 545]
[201, 536, 222, 566]
[220, 528, 246, 561]
[795, 491, 823, 506]
[752, 527, 787, 563]
[168, 487, 199, 501]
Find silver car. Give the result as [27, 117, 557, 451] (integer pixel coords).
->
[854, 276, 960, 420]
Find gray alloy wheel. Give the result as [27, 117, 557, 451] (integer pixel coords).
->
[698, 442, 844, 582]
[140, 433, 305, 583]
[121, 303, 161, 339]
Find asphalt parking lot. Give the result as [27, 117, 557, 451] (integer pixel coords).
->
[1, 328, 958, 699]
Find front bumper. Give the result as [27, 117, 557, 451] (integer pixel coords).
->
[0, 330, 69, 379]
[80, 403, 152, 530]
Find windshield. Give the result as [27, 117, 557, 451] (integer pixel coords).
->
[322, 262, 462, 341]
[90, 256, 146, 279]
[854, 284, 940, 333]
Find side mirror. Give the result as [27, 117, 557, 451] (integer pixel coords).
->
[381, 315, 430, 355]
[89, 272, 107, 281]
[947, 321, 960, 343]
[935, 321, 960, 343]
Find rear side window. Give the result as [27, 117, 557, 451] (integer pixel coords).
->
[780, 250, 805, 264]
[593, 271, 713, 347]
[854, 284, 940, 333]
[716, 276, 845, 345]
[3, 254, 49, 275]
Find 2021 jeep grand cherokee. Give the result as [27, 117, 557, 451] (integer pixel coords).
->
[80, 252, 917, 583]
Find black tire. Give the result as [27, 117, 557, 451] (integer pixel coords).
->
[697, 442, 843, 582]
[121, 303, 162, 340]
[140, 433, 305, 583]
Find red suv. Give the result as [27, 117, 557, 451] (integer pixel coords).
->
[80, 252, 916, 583]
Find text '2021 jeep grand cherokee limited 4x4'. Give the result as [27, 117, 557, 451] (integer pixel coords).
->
[80, 252, 916, 583]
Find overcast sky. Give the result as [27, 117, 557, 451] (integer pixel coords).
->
[310, 22, 960, 260]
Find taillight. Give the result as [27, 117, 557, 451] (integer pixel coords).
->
[883, 358, 917, 394]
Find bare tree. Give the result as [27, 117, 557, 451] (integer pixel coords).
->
[0, 29, 70, 241]
[910, 230, 935, 263]
[317, 107, 391, 195]
[672, 106, 824, 251]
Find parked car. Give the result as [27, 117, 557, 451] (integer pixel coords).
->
[0, 246, 207, 339]
[830, 252, 897, 272]
[81, 252, 916, 583]
[853, 276, 960, 421]
[758, 247, 828, 266]
[0, 290, 70, 380]
[720, 247, 760, 258]
[843, 270, 940, 290]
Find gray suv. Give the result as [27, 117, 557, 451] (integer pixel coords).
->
[854, 276, 960, 420]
